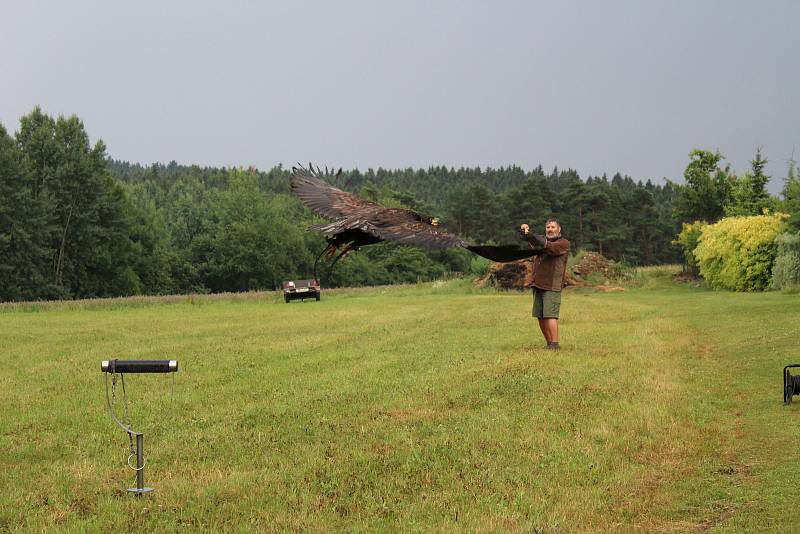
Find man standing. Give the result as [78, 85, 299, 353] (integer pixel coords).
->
[519, 219, 570, 350]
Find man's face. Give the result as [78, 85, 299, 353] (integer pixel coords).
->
[545, 221, 561, 239]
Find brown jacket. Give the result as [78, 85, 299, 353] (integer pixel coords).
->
[531, 238, 570, 291]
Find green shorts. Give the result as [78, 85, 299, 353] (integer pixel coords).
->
[532, 287, 561, 319]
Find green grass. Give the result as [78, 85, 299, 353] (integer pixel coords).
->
[2, 272, 799, 532]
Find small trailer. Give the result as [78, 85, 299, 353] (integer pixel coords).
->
[282, 279, 321, 303]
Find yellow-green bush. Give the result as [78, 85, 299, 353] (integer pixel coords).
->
[673, 221, 707, 275]
[693, 212, 788, 291]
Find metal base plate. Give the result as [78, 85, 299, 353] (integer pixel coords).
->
[128, 487, 154, 494]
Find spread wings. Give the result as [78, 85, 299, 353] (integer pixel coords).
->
[291, 164, 381, 220]
[291, 164, 466, 249]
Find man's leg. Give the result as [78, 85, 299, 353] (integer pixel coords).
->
[543, 318, 558, 343]
[533, 289, 550, 344]
[537, 318, 550, 343]
[542, 290, 561, 349]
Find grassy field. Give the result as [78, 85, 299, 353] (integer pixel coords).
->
[2, 268, 799, 532]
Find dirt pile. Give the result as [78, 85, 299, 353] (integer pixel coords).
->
[474, 258, 581, 290]
[474, 259, 533, 290]
[475, 251, 619, 291]
[570, 252, 610, 278]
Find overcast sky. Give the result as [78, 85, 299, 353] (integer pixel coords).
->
[2, 1, 798, 193]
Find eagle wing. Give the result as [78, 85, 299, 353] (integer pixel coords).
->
[291, 164, 381, 220]
[367, 209, 466, 249]
[465, 244, 542, 262]
[293, 164, 465, 249]
[312, 209, 466, 249]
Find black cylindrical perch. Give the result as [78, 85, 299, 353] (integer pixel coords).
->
[101, 359, 178, 374]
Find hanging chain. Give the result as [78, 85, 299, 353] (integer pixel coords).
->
[111, 370, 136, 464]
[120, 373, 136, 461]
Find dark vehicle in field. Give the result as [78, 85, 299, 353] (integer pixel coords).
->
[282, 279, 321, 303]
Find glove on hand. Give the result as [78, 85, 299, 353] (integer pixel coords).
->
[517, 229, 546, 248]
[529, 234, 546, 247]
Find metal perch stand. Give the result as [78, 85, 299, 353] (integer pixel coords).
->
[102, 359, 178, 495]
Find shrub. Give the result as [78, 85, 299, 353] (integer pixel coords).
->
[693, 212, 788, 291]
[771, 232, 800, 291]
[606, 259, 637, 282]
[673, 221, 707, 275]
[468, 254, 491, 277]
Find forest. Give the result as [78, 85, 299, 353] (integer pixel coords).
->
[2, 107, 797, 301]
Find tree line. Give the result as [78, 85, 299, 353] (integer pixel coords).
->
[2, 108, 796, 302]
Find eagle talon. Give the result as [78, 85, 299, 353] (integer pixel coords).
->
[341, 245, 357, 259]
[329, 244, 356, 273]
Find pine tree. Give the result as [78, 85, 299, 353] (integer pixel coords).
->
[783, 156, 800, 231]
[725, 148, 776, 216]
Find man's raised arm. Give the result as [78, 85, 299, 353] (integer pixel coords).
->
[518, 223, 546, 250]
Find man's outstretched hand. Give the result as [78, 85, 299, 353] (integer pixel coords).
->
[518, 224, 546, 248]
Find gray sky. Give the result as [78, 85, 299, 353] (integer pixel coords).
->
[2, 1, 798, 193]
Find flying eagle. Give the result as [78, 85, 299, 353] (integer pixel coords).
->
[290, 164, 542, 278]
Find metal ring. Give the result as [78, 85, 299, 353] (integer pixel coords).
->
[127, 453, 146, 471]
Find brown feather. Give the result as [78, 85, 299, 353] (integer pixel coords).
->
[291, 165, 382, 220]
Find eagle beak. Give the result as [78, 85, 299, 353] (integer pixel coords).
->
[431, 218, 440, 226]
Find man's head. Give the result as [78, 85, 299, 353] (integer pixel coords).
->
[545, 218, 561, 240]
